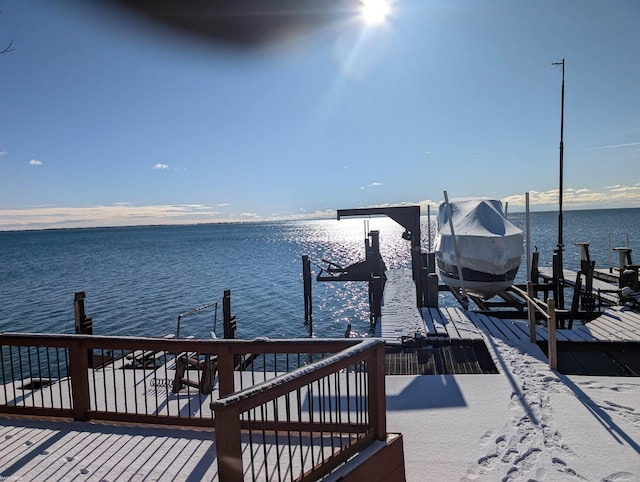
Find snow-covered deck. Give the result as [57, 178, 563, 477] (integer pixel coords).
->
[1, 336, 388, 481]
[2, 340, 639, 481]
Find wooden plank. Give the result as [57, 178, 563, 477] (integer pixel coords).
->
[588, 311, 639, 341]
[481, 315, 528, 341]
[426, 308, 449, 337]
[603, 308, 640, 334]
[579, 321, 624, 342]
[420, 308, 437, 336]
[444, 307, 484, 340]
[507, 319, 550, 341]
[467, 312, 506, 340]
[539, 324, 573, 342]
[439, 307, 462, 340]
[556, 326, 598, 342]
[597, 313, 640, 341]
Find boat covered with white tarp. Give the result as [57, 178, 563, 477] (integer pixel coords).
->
[434, 198, 524, 299]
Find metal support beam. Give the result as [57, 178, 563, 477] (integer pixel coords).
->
[337, 206, 423, 306]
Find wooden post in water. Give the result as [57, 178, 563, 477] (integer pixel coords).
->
[223, 289, 236, 340]
[547, 298, 558, 371]
[74, 292, 93, 368]
[74, 292, 92, 335]
[302, 255, 312, 325]
[527, 281, 536, 342]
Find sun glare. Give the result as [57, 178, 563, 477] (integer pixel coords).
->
[360, 0, 391, 25]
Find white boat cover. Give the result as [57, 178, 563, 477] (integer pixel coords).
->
[434, 198, 524, 298]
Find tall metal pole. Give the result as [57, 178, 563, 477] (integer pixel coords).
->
[552, 58, 565, 249]
[552, 58, 565, 312]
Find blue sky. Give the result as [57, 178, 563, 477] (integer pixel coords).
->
[1, 0, 639, 230]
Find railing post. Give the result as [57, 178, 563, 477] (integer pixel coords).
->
[367, 342, 387, 441]
[527, 281, 536, 342]
[68, 339, 91, 421]
[547, 298, 558, 371]
[217, 344, 236, 397]
[214, 405, 243, 481]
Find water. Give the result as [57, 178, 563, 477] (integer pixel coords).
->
[1, 208, 638, 340]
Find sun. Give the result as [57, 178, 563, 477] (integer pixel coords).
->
[360, 0, 392, 25]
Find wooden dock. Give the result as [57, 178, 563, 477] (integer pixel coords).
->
[379, 269, 640, 376]
[537, 266, 621, 305]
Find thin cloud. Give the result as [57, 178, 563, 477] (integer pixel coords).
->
[153, 163, 169, 170]
[360, 182, 383, 190]
[29, 159, 43, 166]
[216, 203, 230, 207]
[0, 150, 7, 156]
[587, 142, 640, 150]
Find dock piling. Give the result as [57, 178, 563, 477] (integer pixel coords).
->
[74, 292, 93, 368]
[302, 255, 312, 326]
[223, 289, 236, 339]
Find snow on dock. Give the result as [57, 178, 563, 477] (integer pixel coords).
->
[377, 269, 640, 481]
[379, 268, 640, 376]
[379, 268, 640, 346]
[376, 268, 428, 342]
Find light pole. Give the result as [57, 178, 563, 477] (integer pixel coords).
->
[552, 58, 565, 311]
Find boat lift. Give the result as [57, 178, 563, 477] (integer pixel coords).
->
[333, 206, 423, 307]
[310, 206, 424, 329]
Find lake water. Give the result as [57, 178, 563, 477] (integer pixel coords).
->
[1, 208, 638, 340]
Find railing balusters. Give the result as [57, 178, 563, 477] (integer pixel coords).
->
[273, 396, 282, 481]
[296, 386, 304, 478]
[102, 351, 108, 412]
[9, 346, 19, 405]
[284, 391, 294, 482]
[318, 377, 326, 464]
[16, 346, 23, 406]
[112, 350, 118, 413]
[1, 346, 8, 406]
[60, 348, 68, 409]
[33, 347, 40, 408]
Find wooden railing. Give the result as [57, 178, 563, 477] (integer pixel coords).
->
[512, 281, 559, 370]
[212, 338, 386, 480]
[0, 333, 386, 480]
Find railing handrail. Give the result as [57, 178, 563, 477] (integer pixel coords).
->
[511, 284, 551, 320]
[212, 338, 384, 410]
[0, 332, 360, 353]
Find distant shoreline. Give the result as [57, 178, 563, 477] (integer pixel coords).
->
[1, 206, 638, 234]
